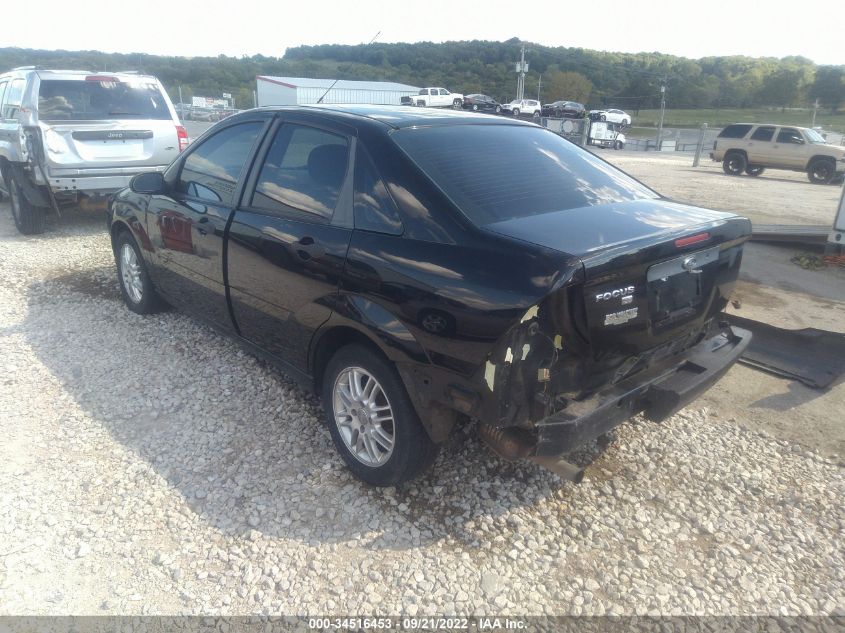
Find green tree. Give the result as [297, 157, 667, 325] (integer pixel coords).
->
[544, 70, 592, 103]
[810, 66, 845, 113]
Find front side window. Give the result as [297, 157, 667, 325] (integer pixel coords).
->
[439, 89, 450, 96]
[750, 126, 775, 142]
[429, 89, 438, 96]
[37, 79, 171, 121]
[353, 146, 402, 235]
[251, 124, 349, 219]
[777, 128, 803, 144]
[177, 122, 263, 206]
[392, 124, 658, 226]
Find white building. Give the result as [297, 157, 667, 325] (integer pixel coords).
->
[256, 76, 420, 107]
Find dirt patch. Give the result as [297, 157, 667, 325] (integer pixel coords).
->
[46, 268, 121, 302]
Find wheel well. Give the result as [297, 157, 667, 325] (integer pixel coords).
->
[724, 149, 747, 159]
[110, 220, 132, 252]
[809, 155, 835, 166]
[310, 326, 391, 395]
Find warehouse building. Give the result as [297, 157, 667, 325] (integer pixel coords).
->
[256, 76, 420, 107]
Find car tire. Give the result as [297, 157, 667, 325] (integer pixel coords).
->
[419, 100, 426, 107]
[512, 108, 520, 117]
[807, 158, 836, 184]
[6, 173, 46, 235]
[532, 110, 540, 119]
[322, 344, 439, 486]
[114, 230, 162, 315]
[600, 114, 606, 121]
[495, 105, 501, 114]
[453, 99, 462, 109]
[614, 141, 624, 150]
[745, 166, 765, 177]
[722, 152, 747, 176]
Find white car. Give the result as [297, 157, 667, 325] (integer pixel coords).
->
[502, 99, 542, 118]
[402, 87, 464, 109]
[590, 108, 632, 126]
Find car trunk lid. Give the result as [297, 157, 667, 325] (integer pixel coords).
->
[485, 199, 751, 380]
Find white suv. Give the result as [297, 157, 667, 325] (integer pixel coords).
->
[502, 99, 542, 118]
[0, 67, 187, 233]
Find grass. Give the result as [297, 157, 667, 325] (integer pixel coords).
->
[629, 108, 845, 131]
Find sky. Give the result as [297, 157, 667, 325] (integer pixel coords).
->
[3, 0, 844, 65]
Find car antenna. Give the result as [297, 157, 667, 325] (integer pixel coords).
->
[316, 31, 380, 104]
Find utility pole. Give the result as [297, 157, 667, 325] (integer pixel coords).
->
[537, 74, 542, 102]
[655, 80, 667, 151]
[515, 44, 528, 100]
[178, 85, 183, 108]
[812, 98, 820, 128]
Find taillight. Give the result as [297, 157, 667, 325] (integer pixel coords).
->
[675, 232, 710, 248]
[176, 125, 189, 152]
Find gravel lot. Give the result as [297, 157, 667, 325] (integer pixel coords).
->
[1, 197, 844, 617]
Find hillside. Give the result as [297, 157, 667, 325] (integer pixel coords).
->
[1, 40, 842, 112]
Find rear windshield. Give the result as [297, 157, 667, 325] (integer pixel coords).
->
[391, 124, 658, 225]
[37, 79, 171, 121]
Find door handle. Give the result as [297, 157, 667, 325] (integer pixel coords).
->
[296, 236, 324, 260]
[197, 216, 212, 235]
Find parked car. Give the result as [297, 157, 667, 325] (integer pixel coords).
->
[462, 94, 501, 113]
[0, 67, 186, 234]
[190, 108, 220, 122]
[109, 105, 751, 486]
[401, 87, 463, 109]
[589, 109, 632, 126]
[541, 101, 586, 118]
[501, 99, 541, 118]
[711, 123, 845, 184]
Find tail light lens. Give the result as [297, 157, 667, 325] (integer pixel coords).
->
[176, 125, 189, 152]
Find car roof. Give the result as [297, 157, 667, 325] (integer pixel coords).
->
[247, 104, 535, 130]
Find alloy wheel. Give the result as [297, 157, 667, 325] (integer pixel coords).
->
[120, 243, 144, 304]
[332, 367, 395, 466]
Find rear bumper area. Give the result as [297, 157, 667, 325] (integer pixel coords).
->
[532, 325, 751, 457]
[43, 166, 168, 194]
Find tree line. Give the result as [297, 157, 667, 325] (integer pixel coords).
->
[1, 39, 843, 112]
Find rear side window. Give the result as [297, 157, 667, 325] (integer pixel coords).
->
[251, 124, 349, 219]
[354, 146, 402, 235]
[37, 79, 171, 121]
[718, 124, 752, 139]
[178, 121, 263, 206]
[750, 126, 775, 142]
[392, 124, 658, 226]
[2, 79, 25, 119]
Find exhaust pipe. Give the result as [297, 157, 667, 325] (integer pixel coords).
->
[528, 455, 585, 483]
[478, 424, 585, 483]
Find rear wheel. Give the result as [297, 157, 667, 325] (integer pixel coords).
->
[512, 108, 520, 117]
[452, 99, 462, 109]
[745, 165, 765, 176]
[322, 344, 438, 486]
[808, 158, 836, 184]
[600, 114, 607, 121]
[723, 152, 747, 176]
[472, 104, 478, 111]
[6, 174, 46, 235]
[495, 105, 501, 114]
[614, 140, 625, 150]
[532, 110, 540, 119]
[115, 230, 162, 314]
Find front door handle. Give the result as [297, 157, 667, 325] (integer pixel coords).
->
[296, 236, 325, 260]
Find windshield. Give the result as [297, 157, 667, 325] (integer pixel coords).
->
[392, 124, 658, 226]
[805, 129, 827, 144]
[37, 79, 172, 121]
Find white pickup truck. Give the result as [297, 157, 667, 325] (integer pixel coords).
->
[402, 88, 464, 108]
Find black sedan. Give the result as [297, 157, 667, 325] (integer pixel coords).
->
[462, 94, 501, 113]
[541, 100, 586, 118]
[109, 105, 751, 486]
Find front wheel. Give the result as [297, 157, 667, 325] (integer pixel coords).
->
[808, 159, 836, 184]
[322, 345, 439, 486]
[723, 152, 747, 176]
[532, 110, 540, 119]
[6, 175, 46, 235]
[512, 108, 520, 117]
[600, 114, 606, 121]
[614, 141, 625, 150]
[115, 230, 162, 314]
[495, 105, 501, 114]
[453, 99, 462, 109]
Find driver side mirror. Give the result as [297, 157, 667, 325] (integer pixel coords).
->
[129, 171, 166, 195]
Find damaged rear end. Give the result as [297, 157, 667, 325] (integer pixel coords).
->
[474, 200, 752, 466]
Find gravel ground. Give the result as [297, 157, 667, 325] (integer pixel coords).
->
[0, 205, 844, 617]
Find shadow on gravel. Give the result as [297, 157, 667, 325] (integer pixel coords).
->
[0, 203, 109, 241]
[11, 265, 605, 551]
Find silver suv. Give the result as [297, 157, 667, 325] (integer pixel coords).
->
[0, 67, 187, 234]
